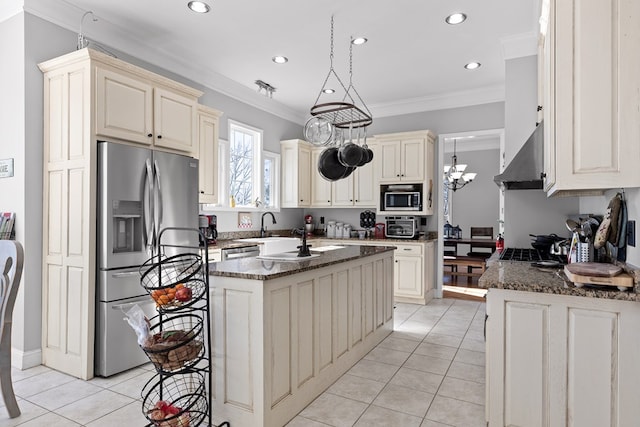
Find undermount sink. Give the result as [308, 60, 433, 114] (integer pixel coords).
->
[256, 251, 321, 261]
[310, 245, 346, 252]
[235, 237, 300, 255]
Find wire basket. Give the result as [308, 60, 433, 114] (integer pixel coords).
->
[147, 279, 207, 312]
[142, 371, 208, 427]
[141, 254, 203, 291]
[142, 313, 206, 374]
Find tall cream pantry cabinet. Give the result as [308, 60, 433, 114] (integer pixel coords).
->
[541, 0, 640, 196]
[38, 48, 203, 379]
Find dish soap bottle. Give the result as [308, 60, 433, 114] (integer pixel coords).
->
[230, 195, 236, 208]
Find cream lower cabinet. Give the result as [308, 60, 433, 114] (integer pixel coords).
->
[197, 105, 222, 204]
[207, 248, 221, 263]
[39, 48, 203, 379]
[486, 289, 640, 426]
[281, 139, 311, 208]
[541, 0, 640, 196]
[96, 65, 200, 155]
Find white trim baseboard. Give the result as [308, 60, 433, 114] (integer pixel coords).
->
[11, 347, 42, 370]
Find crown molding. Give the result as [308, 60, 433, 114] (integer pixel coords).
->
[369, 85, 505, 119]
[500, 31, 538, 60]
[24, 0, 307, 125]
[0, 0, 23, 23]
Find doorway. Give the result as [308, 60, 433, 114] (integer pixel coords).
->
[435, 129, 505, 301]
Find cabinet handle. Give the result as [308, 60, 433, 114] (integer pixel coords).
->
[157, 135, 162, 139]
[147, 133, 152, 138]
[403, 248, 411, 251]
[200, 191, 204, 194]
[540, 172, 547, 179]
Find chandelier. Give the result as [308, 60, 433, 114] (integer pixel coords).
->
[443, 138, 476, 191]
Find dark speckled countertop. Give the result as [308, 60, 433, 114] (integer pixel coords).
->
[209, 245, 396, 281]
[479, 259, 640, 302]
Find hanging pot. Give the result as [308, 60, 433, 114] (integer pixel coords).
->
[318, 147, 350, 181]
[337, 124, 363, 167]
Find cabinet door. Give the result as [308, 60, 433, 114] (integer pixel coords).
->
[297, 146, 311, 207]
[153, 87, 197, 153]
[378, 141, 401, 182]
[96, 67, 153, 145]
[198, 110, 219, 204]
[311, 149, 332, 207]
[393, 255, 422, 298]
[401, 139, 425, 182]
[353, 144, 377, 207]
[332, 174, 354, 206]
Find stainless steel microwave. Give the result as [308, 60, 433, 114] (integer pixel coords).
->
[384, 192, 421, 211]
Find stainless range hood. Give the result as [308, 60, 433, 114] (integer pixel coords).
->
[494, 121, 544, 190]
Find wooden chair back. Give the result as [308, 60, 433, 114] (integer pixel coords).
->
[468, 227, 494, 258]
[0, 240, 24, 418]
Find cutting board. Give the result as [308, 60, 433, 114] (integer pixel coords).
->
[565, 262, 622, 277]
[564, 265, 633, 290]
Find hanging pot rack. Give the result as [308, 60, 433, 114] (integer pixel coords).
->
[309, 16, 373, 130]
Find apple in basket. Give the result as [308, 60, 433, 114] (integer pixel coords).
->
[175, 286, 192, 302]
[148, 400, 190, 426]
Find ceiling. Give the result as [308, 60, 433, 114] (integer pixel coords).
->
[23, 0, 540, 124]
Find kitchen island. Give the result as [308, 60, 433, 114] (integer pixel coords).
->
[208, 245, 395, 427]
[480, 261, 640, 427]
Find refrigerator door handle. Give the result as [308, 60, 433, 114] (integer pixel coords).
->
[153, 159, 163, 240]
[111, 295, 152, 311]
[144, 158, 155, 252]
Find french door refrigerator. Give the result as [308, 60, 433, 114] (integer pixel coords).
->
[95, 141, 199, 377]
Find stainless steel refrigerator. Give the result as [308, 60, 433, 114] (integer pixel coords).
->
[95, 141, 199, 377]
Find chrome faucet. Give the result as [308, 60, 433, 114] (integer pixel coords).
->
[260, 212, 276, 238]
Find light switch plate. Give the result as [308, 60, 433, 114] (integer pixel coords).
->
[627, 220, 636, 247]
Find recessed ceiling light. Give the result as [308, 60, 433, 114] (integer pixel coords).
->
[323, 89, 335, 94]
[351, 37, 368, 45]
[464, 62, 481, 70]
[272, 56, 288, 64]
[188, 1, 210, 13]
[445, 12, 467, 25]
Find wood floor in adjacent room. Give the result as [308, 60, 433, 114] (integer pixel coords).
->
[442, 273, 487, 302]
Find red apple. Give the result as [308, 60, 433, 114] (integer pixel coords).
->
[165, 405, 181, 416]
[175, 287, 192, 302]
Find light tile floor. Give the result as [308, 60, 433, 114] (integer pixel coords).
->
[0, 298, 485, 427]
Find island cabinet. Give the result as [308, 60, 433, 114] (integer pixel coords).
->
[281, 139, 311, 208]
[196, 105, 222, 204]
[38, 48, 203, 379]
[96, 64, 200, 155]
[541, 0, 640, 196]
[486, 289, 640, 427]
[208, 246, 394, 427]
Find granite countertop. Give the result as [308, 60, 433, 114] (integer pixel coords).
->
[479, 261, 640, 302]
[209, 245, 396, 281]
[207, 235, 437, 251]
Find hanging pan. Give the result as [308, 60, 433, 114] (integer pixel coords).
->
[318, 147, 352, 181]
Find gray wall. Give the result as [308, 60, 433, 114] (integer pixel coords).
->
[503, 55, 579, 247]
[449, 148, 500, 243]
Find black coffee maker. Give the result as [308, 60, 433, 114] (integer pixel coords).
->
[199, 214, 217, 245]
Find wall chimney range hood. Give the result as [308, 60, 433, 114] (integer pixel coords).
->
[494, 121, 544, 190]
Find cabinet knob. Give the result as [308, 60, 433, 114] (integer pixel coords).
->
[355, 199, 358, 202]
[200, 191, 204, 194]
[396, 174, 400, 177]
[540, 172, 547, 179]
[537, 105, 543, 111]
[147, 133, 153, 138]
[157, 135, 162, 139]
[327, 200, 330, 203]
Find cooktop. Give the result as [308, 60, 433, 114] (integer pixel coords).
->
[499, 248, 567, 265]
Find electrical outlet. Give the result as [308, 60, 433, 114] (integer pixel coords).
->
[627, 220, 636, 247]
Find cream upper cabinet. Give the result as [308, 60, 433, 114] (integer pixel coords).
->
[96, 66, 199, 155]
[38, 48, 204, 380]
[308, 141, 378, 208]
[197, 105, 222, 204]
[281, 139, 311, 208]
[311, 147, 332, 207]
[379, 138, 424, 182]
[542, 0, 640, 196]
[375, 130, 435, 215]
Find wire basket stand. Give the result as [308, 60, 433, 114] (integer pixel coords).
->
[139, 227, 229, 427]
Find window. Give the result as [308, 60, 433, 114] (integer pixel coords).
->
[214, 121, 280, 210]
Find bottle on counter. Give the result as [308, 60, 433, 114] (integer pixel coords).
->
[496, 233, 504, 252]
